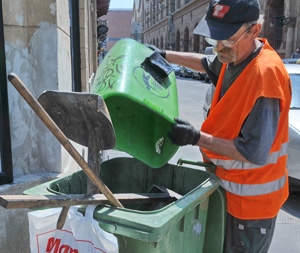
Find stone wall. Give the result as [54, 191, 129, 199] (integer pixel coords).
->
[0, 0, 96, 251]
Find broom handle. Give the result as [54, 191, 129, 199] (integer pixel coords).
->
[8, 73, 123, 208]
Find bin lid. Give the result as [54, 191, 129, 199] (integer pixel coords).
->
[92, 39, 179, 168]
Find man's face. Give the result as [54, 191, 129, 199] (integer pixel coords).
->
[212, 25, 253, 65]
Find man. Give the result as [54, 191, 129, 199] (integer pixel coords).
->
[151, 0, 292, 252]
[291, 47, 300, 58]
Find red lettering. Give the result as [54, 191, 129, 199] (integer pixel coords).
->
[59, 245, 71, 253]
[69, 249, 79, 253]
[46, 237, 61, 253]
[45, 237, 78, 253]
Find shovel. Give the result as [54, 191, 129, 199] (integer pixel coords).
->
[37, 90, 115, 194]
[8, 73, 123, 228]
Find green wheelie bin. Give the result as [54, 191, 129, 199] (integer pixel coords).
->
[24, 157, 226, 253]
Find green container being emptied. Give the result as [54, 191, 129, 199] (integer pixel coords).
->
[24, 157, 226, 253]
[91, 38, 179, 168]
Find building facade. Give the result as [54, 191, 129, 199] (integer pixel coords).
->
[133, 0, 300, 58]
[0, 0, 108, 251]
[99, 9, 133, 53]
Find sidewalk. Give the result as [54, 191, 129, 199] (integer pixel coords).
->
[269, 195, 300, 252]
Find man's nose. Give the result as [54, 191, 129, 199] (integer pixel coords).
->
[215, 41, 226, 50]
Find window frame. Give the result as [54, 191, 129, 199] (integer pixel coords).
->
[0, 1, 13, 185]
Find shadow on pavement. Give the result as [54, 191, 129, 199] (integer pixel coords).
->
[282, 192, 300, 218]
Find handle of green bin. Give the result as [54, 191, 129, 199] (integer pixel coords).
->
[177, 158, 216, 172]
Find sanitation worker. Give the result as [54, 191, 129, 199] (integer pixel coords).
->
[150, 0, 292, 252]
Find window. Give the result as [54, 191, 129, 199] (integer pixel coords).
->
[0, 3, 13, 185]
[69, 0, 82, 92]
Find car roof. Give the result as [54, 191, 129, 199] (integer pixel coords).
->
[282, 58, 299, 64]
[284, 63, 300, 74]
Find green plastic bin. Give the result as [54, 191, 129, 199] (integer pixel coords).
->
[24, 157, 226, 253]
[91, 38, 179, 168]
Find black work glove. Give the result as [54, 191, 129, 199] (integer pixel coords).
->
[168, 118, 200, 146]
[145, 44, 166, 59]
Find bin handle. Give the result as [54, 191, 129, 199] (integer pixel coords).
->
[177, 158, 216, 173]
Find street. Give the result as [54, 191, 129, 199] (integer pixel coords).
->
[108, 75, 300, 252]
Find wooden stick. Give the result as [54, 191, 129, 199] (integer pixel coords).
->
[8, 73, 123, 208]
[0, 193, 180, 209]
[57, 206, 70, 229]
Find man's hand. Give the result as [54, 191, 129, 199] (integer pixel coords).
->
[145, 44, 166, 59]
[168, 118, 200, 146]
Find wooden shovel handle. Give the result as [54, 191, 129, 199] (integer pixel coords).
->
[8, 73, 123, 208]
[57, 206, 70, 229]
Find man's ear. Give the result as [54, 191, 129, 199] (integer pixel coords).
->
[250, 23, 262, 38]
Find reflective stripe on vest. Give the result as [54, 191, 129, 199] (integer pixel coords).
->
[220, 173, 287, 196]
[209, 142, 288, 170]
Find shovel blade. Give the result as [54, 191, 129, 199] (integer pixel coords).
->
[38, 91, 115, 150]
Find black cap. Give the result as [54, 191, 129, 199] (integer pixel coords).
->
[194, 0, 260, 40]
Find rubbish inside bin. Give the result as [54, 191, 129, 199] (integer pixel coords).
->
[138, 184, 182, 211]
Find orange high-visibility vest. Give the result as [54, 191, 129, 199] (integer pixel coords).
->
[201, 39, 292, 219]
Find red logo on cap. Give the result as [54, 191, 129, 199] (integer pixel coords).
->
[212, 4, 230, 18]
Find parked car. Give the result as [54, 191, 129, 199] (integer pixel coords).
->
[203, 73, 211, 83]
[170, 64, 181, 75]
[202, 82, 215, 119]
[200, 47, 215, 83]
[204, 46, 214, 55]
[285, 63, 300, 191]
[203, 64, 300, 191]
[282, 58, 299, 64]
[192, 70, 205, 80]
[179, 66, 193, 78]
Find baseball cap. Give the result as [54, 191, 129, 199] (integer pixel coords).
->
[194, 0, 260, 40]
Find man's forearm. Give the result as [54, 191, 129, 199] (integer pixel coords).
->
[165, 50, 206, 73]
[196, 131, 250, 163]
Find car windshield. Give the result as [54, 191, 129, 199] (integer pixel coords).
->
[290, 73, 300, 109]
